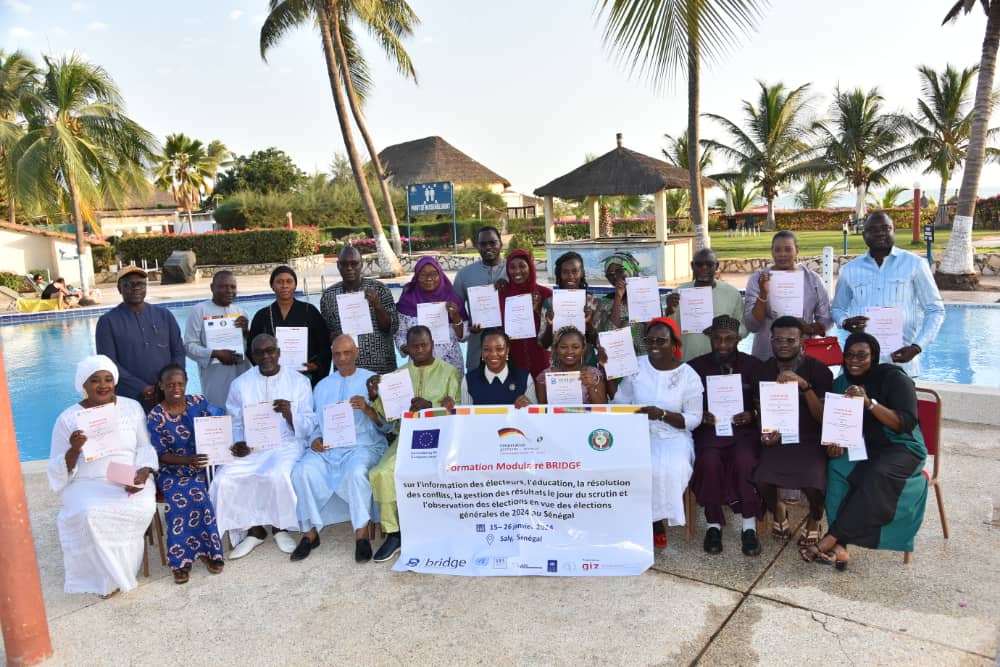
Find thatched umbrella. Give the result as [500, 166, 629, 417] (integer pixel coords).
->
[378, 136, 511, 190]
[534, 133, 717, 242]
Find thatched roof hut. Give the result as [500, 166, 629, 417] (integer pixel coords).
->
[534, 135, 717, 198]
[378, 136, 511, 191]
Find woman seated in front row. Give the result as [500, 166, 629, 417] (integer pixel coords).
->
[446, 327, 536, 408]
[534, 325, 607, 405]
[802, 332, 928, 569]
[48, 355, 157, 598]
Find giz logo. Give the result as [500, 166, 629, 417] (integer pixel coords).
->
[582, 562, 600, 571]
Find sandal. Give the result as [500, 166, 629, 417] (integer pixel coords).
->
[98, 589, 119, 600]
[204, 559, 224, 574]
[173, 568, 190, 584]
[797, 528, 820, 547]
[799, 544, 835, 565]
[830, 545, 850, 571]
[771, 518, 790, 541]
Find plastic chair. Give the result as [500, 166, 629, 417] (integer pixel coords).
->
[142, 492, 168, 576]
[903, 387, 948, 563]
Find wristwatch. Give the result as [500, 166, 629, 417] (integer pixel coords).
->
[660, 411, 670, 423]
[868, 398, 879, 411]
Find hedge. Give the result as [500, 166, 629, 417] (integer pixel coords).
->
[317, 236, 449, 256]
[115, 228, 321, 266]
[707, 207, 936, 231]
[0, 271, 25, 292]
[320, 220, 483, 246]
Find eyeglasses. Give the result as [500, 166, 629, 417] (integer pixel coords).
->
[642, 336, 671, 347]
[770, 336, 800, 345]
[844, 352, 871, 361]
[121, 281, 147, 289]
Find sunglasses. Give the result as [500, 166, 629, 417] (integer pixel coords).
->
[642, 336, 672, 347]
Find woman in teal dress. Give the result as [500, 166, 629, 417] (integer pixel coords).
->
[801, 332, 928, 569]
[147, 364, 226, 583]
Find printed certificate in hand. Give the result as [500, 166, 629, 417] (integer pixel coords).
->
[106, 462, 142, 488]
[598, 327, 639, 380]
[759, 381, 800, 444]
[678, 286, 714, 334]
[707, 374, 744, 437]
[468, 285, 502, 328]
[243, 402, 282, 451]
[864, 306, 904, 355]
[336, 292, 375, 336]
[821, 394, 865, 451]
[76, 403, 119, 462]
[545, 371, 582, 406]
[503, 293, 537, 340]
[204, 314, 244, 355]
[625, 276, 661, 322]
[768, 270, 804, 318]
[552, 289, 586, 334]
[379, 369, 415, 421]
[194, 415, 235, 465]
[276, 326, 308, 371]
[322, 401, 357, 448]
[417, 302, 452, 344]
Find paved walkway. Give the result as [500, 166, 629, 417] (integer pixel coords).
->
[5, 419, 999, 666]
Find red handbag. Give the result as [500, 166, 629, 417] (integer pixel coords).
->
[802, 336, 843, 366]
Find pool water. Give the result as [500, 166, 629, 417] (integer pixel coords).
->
[3, 299, 997, 462]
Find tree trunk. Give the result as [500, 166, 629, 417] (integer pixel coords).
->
[766, 196, 775, 230]
[332, 8, 403, 257]
[319, 2, 402, 276]
[854, 184, 867, 224]
[7, 200, 14, 226]
[937, 1, 1000, 289]
[66, 172, 89, 291]
[687, 22, 709, 250]
[935, 176, 949, 229]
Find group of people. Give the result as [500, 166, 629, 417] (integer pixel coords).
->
[49, 211, 944, 597]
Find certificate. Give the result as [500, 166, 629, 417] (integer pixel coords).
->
[821, 394, 865, 452]
[417, 302, 452, 344]
[598, 327, 639, 380]
[552, 289, 586, 334]
[768, 270, 804, 318]
[864, 306, 904, 355]
[545, 371, 582, 406]
[276, 326, 308, 371]
[106, 462, 143, 488]
[468, 285, 502, 328]
[503, 294, 537, 340]
[203, 314, 244, 357]
[194, 415, 235, 465]
[322, 401, 357, 448]
[707, 374, 744, 437]
[758, 381, 799, 444]
[625, 276, 661, 322]
[678, 286, 713, 334]
[379, 368, 415, 421]
[242, 402, 283, 451]
[336, 292, 374, 336]
[76, 403, 120, 462]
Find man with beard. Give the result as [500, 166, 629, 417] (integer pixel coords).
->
[832, 211, 944, 377]
[666, 249, 746, 361]
[752, 316, 832, 548]
[452, 226, 506, 371]
[184, 270, 251, 407]
[688, 315, 764, 556]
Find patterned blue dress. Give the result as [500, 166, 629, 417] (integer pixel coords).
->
[146, 395, 225, 571]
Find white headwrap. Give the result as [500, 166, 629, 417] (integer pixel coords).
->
[75, 354, 119, 392]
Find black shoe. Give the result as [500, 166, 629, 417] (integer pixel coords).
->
[355, 538, 373, 563]
[290, 535, 320, 562]
[741, 529, 761, 556]
[372, 532, 401, 563]
[703, 527, 723, 554]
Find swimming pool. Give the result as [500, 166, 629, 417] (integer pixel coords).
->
[2, 298, 997, 462]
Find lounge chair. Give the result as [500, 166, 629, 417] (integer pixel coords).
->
[0, 286, 20, 311]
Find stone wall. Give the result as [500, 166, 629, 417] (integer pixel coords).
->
[359, 253, 547, 278]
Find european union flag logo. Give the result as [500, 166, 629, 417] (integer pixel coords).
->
[412, 429, 440, 450]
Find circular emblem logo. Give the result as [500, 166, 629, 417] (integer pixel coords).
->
[588, 428, 613, 451]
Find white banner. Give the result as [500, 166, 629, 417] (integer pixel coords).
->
[393, 405, 653, 576]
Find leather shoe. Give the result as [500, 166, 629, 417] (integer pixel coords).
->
[372, 532, 401, 563]
[229, 535, 264, 560]
[703, 527, 723, 554]
[290, 535, 320, 562]
[741, 529, 762, 556]
[355, 538, 373, 563]
[274, 530, 297, 554]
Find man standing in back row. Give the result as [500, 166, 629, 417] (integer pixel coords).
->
[665, 249, 746, 362]
[452, 226, 506, 371]
[832, 211, 944, 377]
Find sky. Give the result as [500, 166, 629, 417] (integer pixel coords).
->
[4, 0, 1000, 207]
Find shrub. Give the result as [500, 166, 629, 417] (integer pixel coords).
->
[506, 233, 535, 254]
[0, 271, 25, 292]
[706, 207, 936, 231]
[116, 228, 321, 266]
[91, 246, 117, 272]
[317, 236, 445, 256]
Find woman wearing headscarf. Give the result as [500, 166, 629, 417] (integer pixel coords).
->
[497, 249, 552, 378]
[48, 355, 158, 598]
[592, 251, 666, 355]
[249, 265, 331, 386]
[611, 317, 703, 548]
[395, 256, 469, 372]
[800, 332, 928, 569]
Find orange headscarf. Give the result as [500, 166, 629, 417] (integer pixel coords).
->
[645, 317, 682, 359]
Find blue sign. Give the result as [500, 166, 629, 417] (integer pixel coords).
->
[407, 181, 454, 216]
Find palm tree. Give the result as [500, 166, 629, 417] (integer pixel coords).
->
[937, 1, 1000, 289]
[261, 0, 414, 275]
[12, 54, 157, 290]
[712, 177, 760, 212]
[663, 129, 713, 240]
[597, 0, 767, 251]
[795, 174, 846, 209]
[0, 50, 39, 225]
[154, 133, 231, 233]
[812, 87, 912, 226]
[703, 81, 818, 230]
[866, 184, 908, 209]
